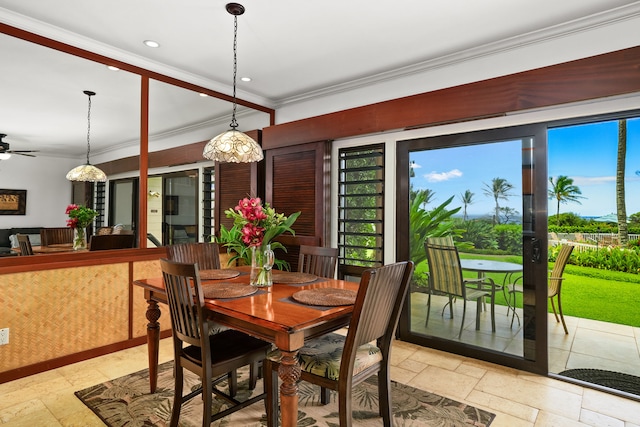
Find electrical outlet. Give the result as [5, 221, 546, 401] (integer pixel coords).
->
[0, 328, 8, 345]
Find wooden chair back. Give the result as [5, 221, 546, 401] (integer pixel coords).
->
[40, 227, 74, 246]
[88, 234, 136, 251]
[298, 245, 338, 278]
[424, 236, 465, 298]
[160, 259, 206, 347]
[342, 261, 414, 374]
[167, 242, 221, 270]
[17, 234, 33, 256]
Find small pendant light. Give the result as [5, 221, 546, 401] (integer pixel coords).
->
[203, 3, 263, 163]
[66, 90, 107, 182]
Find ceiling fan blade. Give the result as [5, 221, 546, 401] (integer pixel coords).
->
[13, 152, 37, 157]
[10, 150, 39, 153]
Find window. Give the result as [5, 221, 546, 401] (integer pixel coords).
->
[337, 144, 384, 278]
[202, 166, 215, 241]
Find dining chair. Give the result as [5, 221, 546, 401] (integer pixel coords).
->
[506, 244, 574, 334]
[264, 260, 415, 427]
[17, 234, 34, 256]
[166, 242, 260, 387]
[40, 227, 74, 246]
[424, 237, 495, 338]
[167, 242, 221, 270]
[159, 258, 270, 426]
[88, 234, 135, 250]
[298, 245, 339, 278]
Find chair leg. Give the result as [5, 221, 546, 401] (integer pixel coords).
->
[249, 361, 259, 390]
[264, 359, 279, 427]
[320, 387, 331, 404]
[556, 295, 569, 335]
[169, 364, 184, 427]
[458, 299, 467, 338]
[338, 383, 353, 427]
[490, 291, 495, 332]
[228, 370, 238, 397]
[378, 365, 392, 426]
[202, 368, 213, 427]
[425, 293, 432, 327]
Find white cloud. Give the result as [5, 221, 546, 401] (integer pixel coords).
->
[424, 169, 463, 182]
[571, 176, 614, 186]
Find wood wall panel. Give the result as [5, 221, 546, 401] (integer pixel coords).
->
[262, 45, 640, 149]
[265, 141, 330, 270]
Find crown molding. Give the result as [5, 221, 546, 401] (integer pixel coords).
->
[273, 2, 640, 107]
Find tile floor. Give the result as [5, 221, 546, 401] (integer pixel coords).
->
[1, 333, 640, 426]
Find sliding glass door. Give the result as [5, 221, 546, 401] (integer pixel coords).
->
[397, 123, 549, 374]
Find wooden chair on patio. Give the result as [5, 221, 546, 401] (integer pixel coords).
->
[40, 227, 73, 246]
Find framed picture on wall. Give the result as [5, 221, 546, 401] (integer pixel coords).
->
[165, 195, 179, 216]
[0, 189, 27, 215]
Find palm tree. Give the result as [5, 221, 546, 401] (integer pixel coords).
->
[459, 190, 474, 221]
[483, 178, 514, 225]
[617, 119, 628, 245]
[548, 175, 584, 226]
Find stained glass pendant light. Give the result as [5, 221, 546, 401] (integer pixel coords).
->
[66, 90, 107, 182]
[203, 3, 263, 163]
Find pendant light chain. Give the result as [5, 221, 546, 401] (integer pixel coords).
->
[86, 92, 92, 164]
[230, 14, 239, 130]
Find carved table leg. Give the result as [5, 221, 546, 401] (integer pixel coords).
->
[145, 300, 161, 393]
[278, 350, 301, 427]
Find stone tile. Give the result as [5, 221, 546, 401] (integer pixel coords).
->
[577, 318, 636, 337]
[0, 399, 49, 424]
[397, 357, 428, 373]
[581, 388, 640, 425]
[467, 389, 538, 423]
[579, 408, 625, 427]
[390, 365, 418, 385]
[566, 352, 640, 377]
[407, 365, 479, 401]
[408, 347, 464, 371]
[475, 371, 583, 421]
[455, 361, 487, 379]
[487, 410, 534, 427]
[534, 410, 592, 426]
[571, 328, 640, 365]
[59, 410, 105, 427]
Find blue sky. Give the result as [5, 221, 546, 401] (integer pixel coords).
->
[409, 117, 640, 218]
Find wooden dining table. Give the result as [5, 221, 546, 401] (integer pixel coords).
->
[133, 268, 359, 427]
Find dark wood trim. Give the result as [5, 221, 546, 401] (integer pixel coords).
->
[262, 45, 640, 148]
[0, 23, 274, 115]
[139, 76, 149, 247]
[0, 247, 166, 275]
[0, 331, 172, 384]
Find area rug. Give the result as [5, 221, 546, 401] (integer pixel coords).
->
[75, 361, 495, 426]
[559, 369, 640, 396]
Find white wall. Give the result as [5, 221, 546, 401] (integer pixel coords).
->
[0, 154, 78, 228]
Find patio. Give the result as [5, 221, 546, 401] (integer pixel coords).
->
[409, 292, 640, 379]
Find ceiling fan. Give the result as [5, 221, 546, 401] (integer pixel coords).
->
[0, 134, 39, 158]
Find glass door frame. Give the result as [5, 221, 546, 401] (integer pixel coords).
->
[395, 122, 550, 375]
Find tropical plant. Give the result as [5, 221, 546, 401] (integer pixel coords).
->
[459, 189, 474, 221]
[483, 177, 514, 225]
[222, 197, 300, 270]
[548, 175, 584, 226]
[409, 193, 462, 265]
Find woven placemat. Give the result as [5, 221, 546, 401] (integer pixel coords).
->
[272, 271, 318, 284]
[292, 288, 356, 306]
[199, 269, 240, 280]
[202, 282, 257, 299]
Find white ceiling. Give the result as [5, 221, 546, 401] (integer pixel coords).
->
[0, 0, 638, 158]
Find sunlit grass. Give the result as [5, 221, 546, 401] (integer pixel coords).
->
[414, 253, 640, 327]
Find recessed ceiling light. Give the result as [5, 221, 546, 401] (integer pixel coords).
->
[199, 93, 208, 97]
[143, 40, 160, 48]
[241, 77, 252, 82]
[107, 65, 120, 71]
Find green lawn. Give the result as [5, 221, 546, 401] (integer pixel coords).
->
[414, 253, 640, 327]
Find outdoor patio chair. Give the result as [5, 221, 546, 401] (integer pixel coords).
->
[17, 234, 33, 256]
[505, 244, 574, 334]
[424, 237, 495, 338]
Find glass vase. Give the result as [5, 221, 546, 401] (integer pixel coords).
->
[73, 227, 87, 250]
[250, 244, 275, 288]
